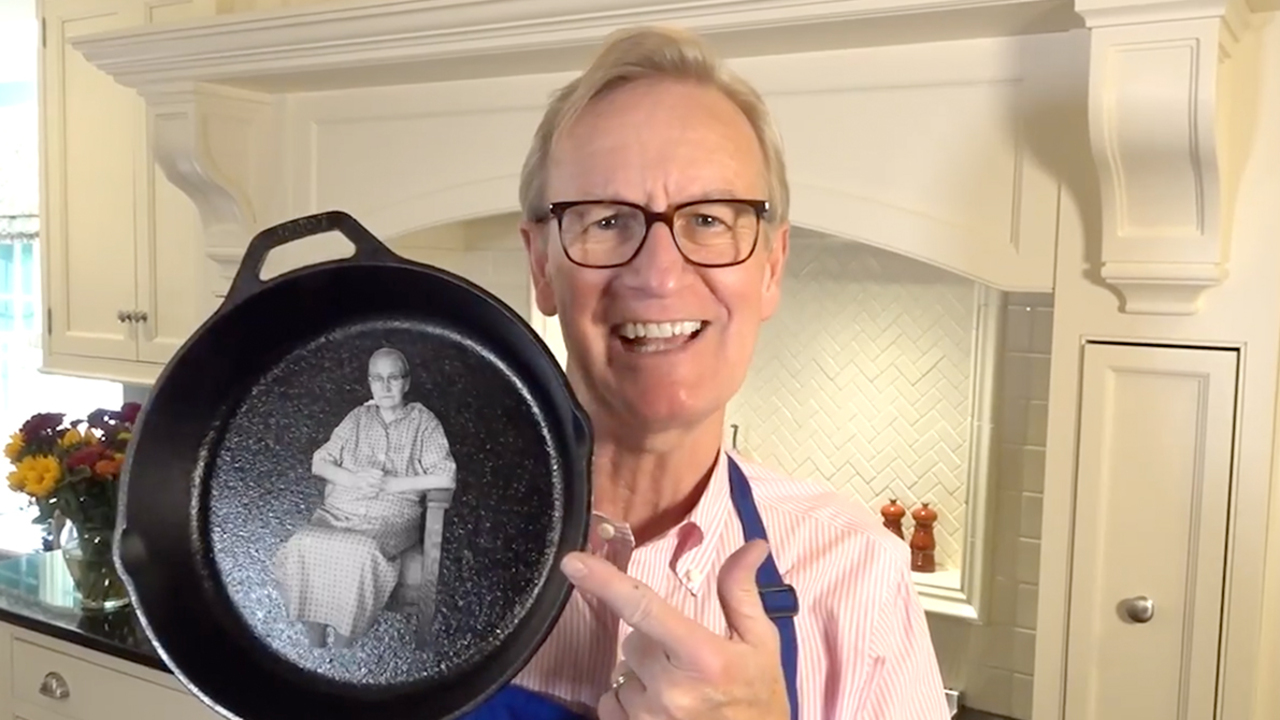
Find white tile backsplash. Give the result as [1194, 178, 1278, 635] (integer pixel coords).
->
[935, 291, 1050, 719]
[727, 234, 981, 572]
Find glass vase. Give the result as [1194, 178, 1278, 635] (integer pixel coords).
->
[60, 521, 131, 613]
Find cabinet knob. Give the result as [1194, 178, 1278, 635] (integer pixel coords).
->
[38, 671, 70, 700]
[133, 310, 148, 323]
[1122, 595, 1155, 623]
[117, 309, 130, 323]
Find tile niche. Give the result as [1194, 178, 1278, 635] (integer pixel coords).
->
[727, 226, 1004, 619]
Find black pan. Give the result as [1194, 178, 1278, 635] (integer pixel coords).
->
[115, 210, 593, 720]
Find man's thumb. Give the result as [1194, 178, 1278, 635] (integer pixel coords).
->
[716, 539, 779, 648]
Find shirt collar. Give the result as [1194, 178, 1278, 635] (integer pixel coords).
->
[589, 448, 740, 596]
[668, 448, 736, 596]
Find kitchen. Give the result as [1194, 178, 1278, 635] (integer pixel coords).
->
[0, 0, 1278, 719]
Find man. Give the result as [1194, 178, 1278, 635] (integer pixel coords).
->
[272, 346, 457, 649]
[462, 24, 950, 720]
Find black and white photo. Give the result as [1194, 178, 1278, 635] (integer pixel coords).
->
[271, 346, 458, 650]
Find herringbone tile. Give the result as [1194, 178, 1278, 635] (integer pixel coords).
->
[728, 233, 979, 571]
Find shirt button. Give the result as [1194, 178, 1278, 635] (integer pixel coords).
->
[684, 568, 703, 585]
[597, 522, 616, 541]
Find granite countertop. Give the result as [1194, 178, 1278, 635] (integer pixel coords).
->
[0, 550, 167, 673]
[0, 550, 1005, 720]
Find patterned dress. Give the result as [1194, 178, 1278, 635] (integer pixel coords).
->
[272, 401, 457, 639]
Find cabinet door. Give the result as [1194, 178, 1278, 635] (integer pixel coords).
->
[1064, 342, 1237, 719]
[132, 0, 216, 364]
[40, 0, 145, 361]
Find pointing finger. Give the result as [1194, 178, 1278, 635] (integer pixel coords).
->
[561, 551, 708, 656]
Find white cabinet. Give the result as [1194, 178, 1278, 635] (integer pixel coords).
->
[0, 622, 221, 720]
[38, 0, 216, 385]
[1064, 342, 1238, 719]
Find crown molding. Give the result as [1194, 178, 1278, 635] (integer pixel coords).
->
[69, 0, 1083, 93]
[1077, 0, 1253, 315]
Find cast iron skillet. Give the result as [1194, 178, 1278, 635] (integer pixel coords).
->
[114, 210, 592, 720]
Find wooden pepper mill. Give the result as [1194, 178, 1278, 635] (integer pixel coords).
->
[909, 502, 938, 573]
[880, 498, 906, 540]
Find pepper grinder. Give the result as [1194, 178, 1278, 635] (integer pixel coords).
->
[880, 498, 906, 540]
[909, 502, 938, 573]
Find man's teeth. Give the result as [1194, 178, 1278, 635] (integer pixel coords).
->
[617, 321, 705, 339]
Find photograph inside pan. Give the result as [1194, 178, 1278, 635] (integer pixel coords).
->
[201, 315, 567, 688]
[117, 248, 592, 720]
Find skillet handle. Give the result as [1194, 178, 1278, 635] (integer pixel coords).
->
[225, 210, 396, 306]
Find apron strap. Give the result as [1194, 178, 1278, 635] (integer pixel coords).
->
[725, 456, 800, 720]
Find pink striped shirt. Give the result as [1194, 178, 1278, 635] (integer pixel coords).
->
[513, 449, 951, 719]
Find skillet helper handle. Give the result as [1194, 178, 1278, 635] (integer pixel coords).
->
[225, 210, 395, 306]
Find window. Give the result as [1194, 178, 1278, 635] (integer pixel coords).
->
[0, 17, 124, 557]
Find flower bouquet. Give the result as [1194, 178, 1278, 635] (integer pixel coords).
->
[4, 402, 141, 612]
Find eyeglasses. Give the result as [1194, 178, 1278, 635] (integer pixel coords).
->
[368, 373, 406, 387]
[542, 199, 769, 269]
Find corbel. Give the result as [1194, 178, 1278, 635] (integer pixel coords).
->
[141, 82, 273, 277]
[1077, 0, 1251, 315]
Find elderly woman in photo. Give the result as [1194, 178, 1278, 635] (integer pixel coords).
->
[272, 346, 457, 649]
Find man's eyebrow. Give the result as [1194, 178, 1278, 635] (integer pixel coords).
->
[628, 189, 763, 205]
[690, 188, 749, 199]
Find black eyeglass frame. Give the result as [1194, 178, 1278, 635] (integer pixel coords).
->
[538, 198, 771, 269]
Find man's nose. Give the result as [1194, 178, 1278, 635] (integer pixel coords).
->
[619, 222, 688, 293]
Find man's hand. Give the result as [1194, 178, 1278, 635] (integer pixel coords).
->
[560, 539, 791, 720]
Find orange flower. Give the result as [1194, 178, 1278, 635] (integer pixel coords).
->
[94, 455, 123, 479]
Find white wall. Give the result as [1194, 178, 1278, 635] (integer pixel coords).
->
[392, 213, 532, 319]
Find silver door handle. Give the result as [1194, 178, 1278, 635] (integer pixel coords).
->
[39, 670, 69, 699]
[1123, 595, 1155, 623]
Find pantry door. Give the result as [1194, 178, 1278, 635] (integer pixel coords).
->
[1064, 342, 1238, 720]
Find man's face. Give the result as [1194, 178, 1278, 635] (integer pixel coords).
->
[367, 354, 408, 409]
[522, 77, 789, 437]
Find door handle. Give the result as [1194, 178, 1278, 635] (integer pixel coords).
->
[1122, 595, 1155, 623]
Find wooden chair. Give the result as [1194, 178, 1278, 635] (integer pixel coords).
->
[389, 487, 454, 649]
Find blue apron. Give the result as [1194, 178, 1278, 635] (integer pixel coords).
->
[459, 455, 801, 720]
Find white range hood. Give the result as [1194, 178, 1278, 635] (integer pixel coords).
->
[67, 0, 1261, 317]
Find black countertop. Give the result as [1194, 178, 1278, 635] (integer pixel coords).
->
[0, 550, 167, 673]
[0, 551, 1007, 720]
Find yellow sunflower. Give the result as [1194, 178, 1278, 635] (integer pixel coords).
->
[6, 468, 25, 492]
[12, 455, 62, 498]
[4, 432, 23, 462]
[60, 427, 83, 448]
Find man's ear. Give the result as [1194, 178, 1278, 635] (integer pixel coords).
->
[521, 219, 559, 317]
[759, 222, 789, 321]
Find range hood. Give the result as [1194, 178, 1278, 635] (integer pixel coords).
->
[68, 0, 1261, 317]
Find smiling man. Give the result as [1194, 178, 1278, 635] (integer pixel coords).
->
[457, 24, 950, 720]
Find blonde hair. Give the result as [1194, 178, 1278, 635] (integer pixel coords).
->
[517, 25, 790, 228]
